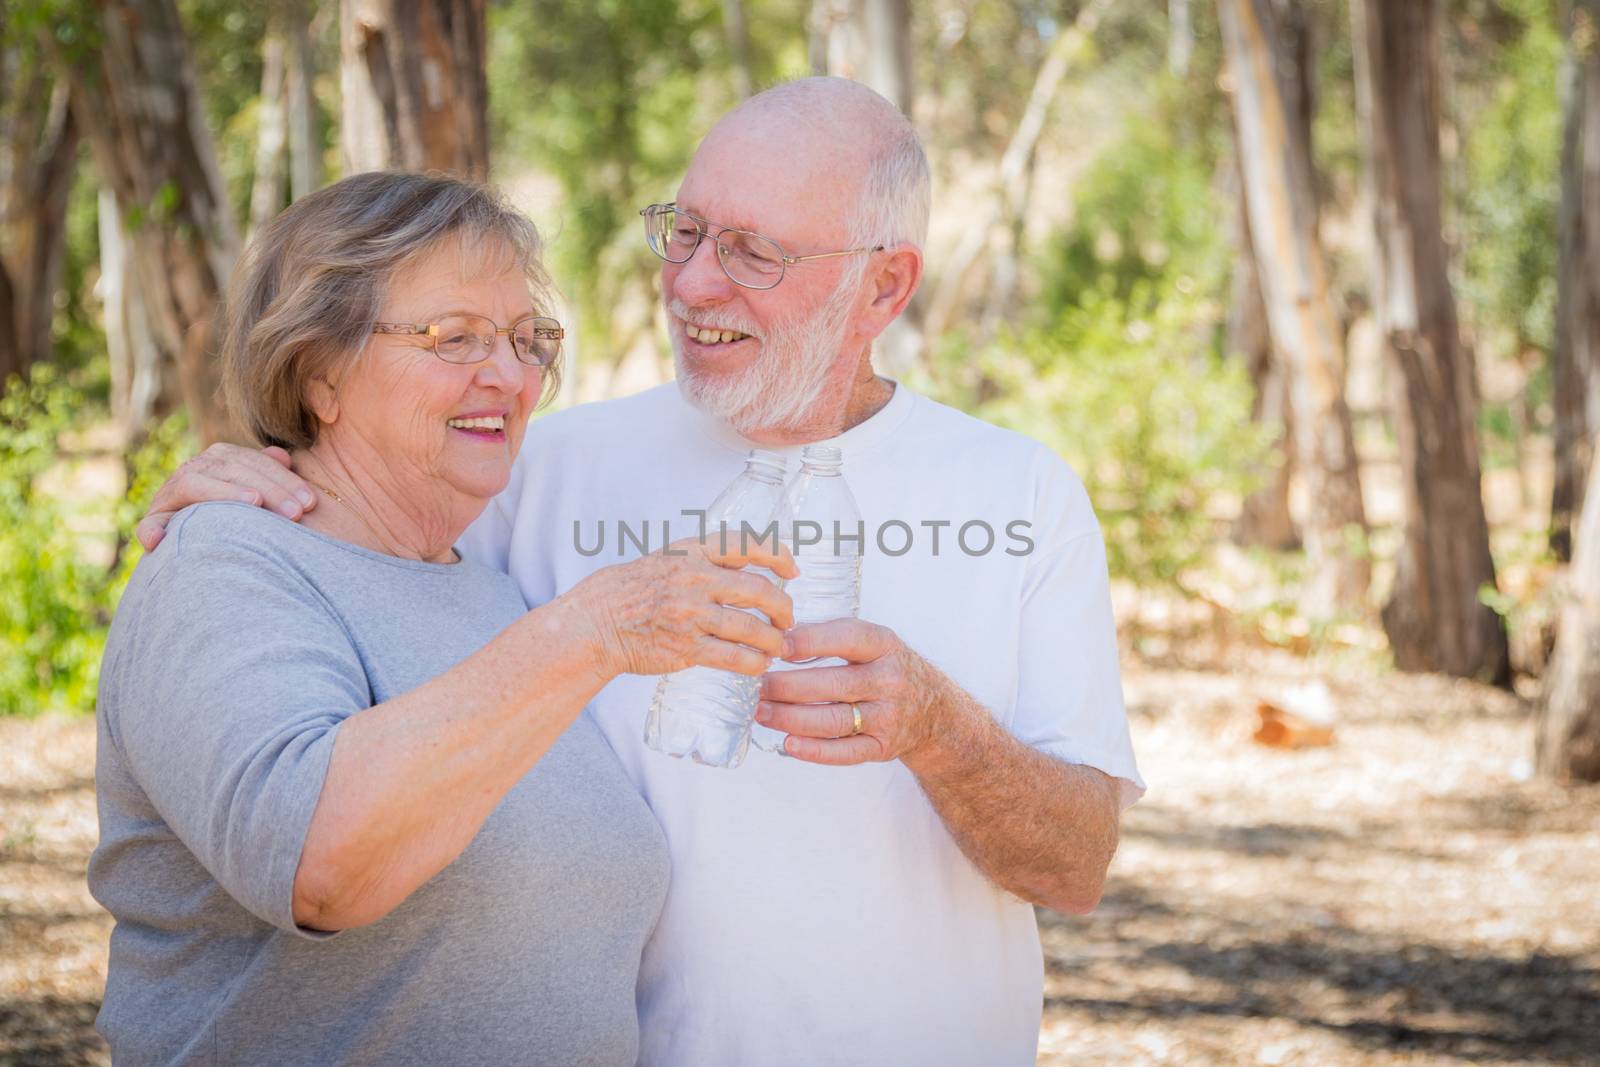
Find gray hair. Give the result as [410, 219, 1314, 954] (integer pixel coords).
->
[222, 171, 559, 451]
[846, 116, 931, 253]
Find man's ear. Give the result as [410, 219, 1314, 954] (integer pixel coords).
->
[305, 377, 340, 426]
[864, 242, 924, 334]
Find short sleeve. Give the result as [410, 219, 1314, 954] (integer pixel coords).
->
[101, 516, 370, 934]
[1009, 451, 1146, 809]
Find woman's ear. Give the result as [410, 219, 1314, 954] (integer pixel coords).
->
[305, 377, 340, 426]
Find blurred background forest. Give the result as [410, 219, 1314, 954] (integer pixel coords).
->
[6, 0, 1597, 778]
[2, 1, 1599, 1064]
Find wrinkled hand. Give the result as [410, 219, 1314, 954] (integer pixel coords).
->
[567, 535, 798, 682]
[137, 443, 318, 551]
[755, 619, 949, 765]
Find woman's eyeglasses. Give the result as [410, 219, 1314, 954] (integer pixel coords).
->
[372, 315, 563, 366]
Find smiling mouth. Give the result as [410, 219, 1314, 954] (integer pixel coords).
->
[447, 415, 507, 437]
[684, 323, 753, 345]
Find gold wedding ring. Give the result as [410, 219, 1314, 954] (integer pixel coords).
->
[849, 702, 864, 737]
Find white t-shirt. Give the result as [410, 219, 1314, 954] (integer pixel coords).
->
[459, 380, 1144, 1067]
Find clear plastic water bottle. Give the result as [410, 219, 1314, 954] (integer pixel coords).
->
[644, 450, 791, 768]
[751, 444, 863, 754]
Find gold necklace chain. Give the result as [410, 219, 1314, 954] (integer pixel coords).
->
[306, 478, 346, 506]
[296, 461, 454, 563]
[299, 469, 398, 556]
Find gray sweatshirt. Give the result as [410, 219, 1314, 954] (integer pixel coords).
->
[90, 502, 669, 1067]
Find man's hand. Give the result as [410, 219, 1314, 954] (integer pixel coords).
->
[755, 619, 953, 766]
[759, 617, 1122, 912]
[138, 444, 318, 551]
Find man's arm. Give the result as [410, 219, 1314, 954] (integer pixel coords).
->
[901, 664, 1122, 913]
[756, 622, 1123, 913]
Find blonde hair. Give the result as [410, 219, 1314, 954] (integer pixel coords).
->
[222, 171, 559, 450]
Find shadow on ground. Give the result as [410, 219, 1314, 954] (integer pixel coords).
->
[1041, 811, 1600, 1066]
[0, 997, 104, 1067]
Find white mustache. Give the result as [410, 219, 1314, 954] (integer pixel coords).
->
[668, 299, 763, 342]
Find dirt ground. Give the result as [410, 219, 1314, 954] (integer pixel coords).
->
[2, 650, 1597, 1067]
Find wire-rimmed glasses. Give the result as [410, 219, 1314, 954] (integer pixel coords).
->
[372, 314, 563, 366]
[640, 203, 882, 290]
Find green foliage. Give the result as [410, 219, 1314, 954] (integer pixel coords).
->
[917, 86, 1268, 592]
[917, 2, 1171, 158]
[1446, 0, 1562, 471]
[489, 0, 808, 351]
[53, 157, 108, 385]
[0, 368, 194, 716]
[1459, 0, 1562, 359]
[1480, 520, 1561, 681]
[917, 3, 1059, 152]
[179, 0, 270, 222]
[920, 278, 1270, 590]
[1308, 0, 1362, 218]
[107, 410, 196, 607]
[0, 367, 108, 715]
[491, 0, 715, 325]
[1039, 91, 1229, 313]
[180, 0, 269, 121]
[4, 0, 102, 65]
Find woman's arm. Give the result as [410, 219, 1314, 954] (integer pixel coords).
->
[292, 537, 794, 930]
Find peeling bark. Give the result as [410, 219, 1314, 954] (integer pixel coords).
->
[1218, 0, 1369, 614]
[1552, 0, 1600, 561]
[1351, 0, 1509, 684]
[339, 0, 488, 180]
[61, 0, 241, 443]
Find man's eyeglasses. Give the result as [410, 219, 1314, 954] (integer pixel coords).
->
[372, 314, 563, 366]
[640, 203, 882, 291]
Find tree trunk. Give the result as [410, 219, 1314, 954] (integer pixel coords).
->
[808, 0, 918, 373]
[1278, 0, 1316, 212]
[807, 0, 832, 76]
[1538, 439, 1600, 781]
[18, 83, 76, 371]
[60, 0, 242, 444]
[99, 187, 173, 445]
[0, 255, 18, 383]
[723, 0, 754, 100]
[1229, 2, 1310, 552]
[1, 53, 80, 378]
[1552, 0, 1600, 562]
[1217, 0, 1369, 614]
[0, 29, 33, 381]
[1230, 176, 1299, 550]
[922, 0, 1111, 346]
[248, 29, 288, 238]
[1351, 0, 1509, 684]
[1169, 0, 1194, 78]
[976, 146, 1036, 345]
[812, 0, 913, 116]
[857, 0, 913, 117]
[285, 4, 321, 200]
[339, 0, 488, 180]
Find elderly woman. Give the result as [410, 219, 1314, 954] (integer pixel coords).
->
[88, 171, 795, 1066]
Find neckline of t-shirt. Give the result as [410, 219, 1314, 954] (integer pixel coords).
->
[183, 500, 470, 574]
[678, 376, 918, 462]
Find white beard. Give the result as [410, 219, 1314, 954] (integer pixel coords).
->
[670, 265, 862, 438]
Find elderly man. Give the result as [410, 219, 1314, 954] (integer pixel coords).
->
[139, 77, 1142, 1065]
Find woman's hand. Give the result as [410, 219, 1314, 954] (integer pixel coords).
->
[567, 535, 798, 681]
